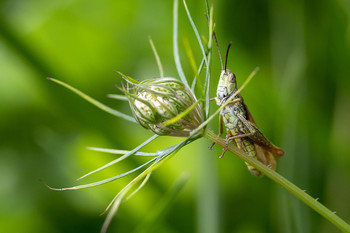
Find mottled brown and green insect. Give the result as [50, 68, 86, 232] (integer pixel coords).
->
[214, 43, 284, 176]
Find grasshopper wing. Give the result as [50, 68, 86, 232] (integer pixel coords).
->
[254, 144, 277, 170]
[240, 102, 284, 158]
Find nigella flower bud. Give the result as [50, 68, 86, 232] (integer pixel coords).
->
[124, 77, 203, 137]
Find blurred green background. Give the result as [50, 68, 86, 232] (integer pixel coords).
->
[1, 0, 350, 232]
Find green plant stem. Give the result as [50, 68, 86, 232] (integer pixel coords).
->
[204, 129, 350, 233]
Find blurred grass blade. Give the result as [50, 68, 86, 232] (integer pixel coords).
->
[173, 0, 190, 88]
[236, 67, 260, 94]
[133, 172, 189, 233]
[191, 56, 206, 93]
[107, 94, 128, 101]
[149, 36, 164, 78]
[86, 147, 159, 157]
[78, 135, 159, 180]
[102, 192, 125, 233]
[47, 158, 157, 191]
[201, 35, 208, 47]
[162, 99, 203, 126]
[48, 78, 136, 123]
[183, 0, 208, 68]
[183, 37, 199, 78]
[183, 37, 205, 98]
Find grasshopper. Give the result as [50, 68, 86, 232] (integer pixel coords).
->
[213, 42, 284, 176]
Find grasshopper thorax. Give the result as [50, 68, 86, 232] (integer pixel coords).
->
[216, 69, 237, 104]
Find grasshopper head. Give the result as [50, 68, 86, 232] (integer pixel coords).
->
[216, 69, 237, 102]
[215, 42, 237, 104]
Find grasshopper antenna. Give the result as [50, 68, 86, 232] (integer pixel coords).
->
[225, 42, 232, 72]
[213, 32, 223, 71]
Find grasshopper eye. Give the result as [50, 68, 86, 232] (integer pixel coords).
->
[229, 73, 236, 83]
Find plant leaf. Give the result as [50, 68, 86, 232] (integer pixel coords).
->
[100, 139, 190, 233]
[48, 78, 136, 123]
[191, 56, 206, 94]
[183, 37, 206, 99]
[204, 6, 214, 118]
[47, 158, 157, 191]
[77, 134, 159, 180]
[116, 71, 140, 84]
[173, 0, 190, 88]
[86, 147, 159, 156]
[183, 0, 208, 68]
[204, 0, 210, 15]
[125, 172, 152, 201]
[149, 36, 164, 78]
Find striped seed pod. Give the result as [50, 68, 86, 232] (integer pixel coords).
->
[125, 77, 203, 137]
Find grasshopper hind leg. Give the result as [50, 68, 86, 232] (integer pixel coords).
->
[220, 132, 262, 176]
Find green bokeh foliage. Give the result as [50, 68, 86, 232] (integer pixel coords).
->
[1, 0, 350, 232]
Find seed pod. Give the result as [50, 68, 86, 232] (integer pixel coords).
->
[124, 77, 203, 137]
